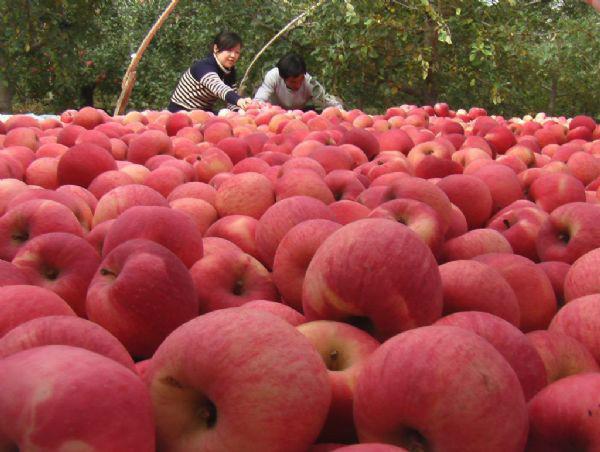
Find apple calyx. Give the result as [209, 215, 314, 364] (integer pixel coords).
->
[43, 266, 60, 281]
[502, 219, 511, 229]
[232, 279, 244, 296]
[100, 267, 117, 278]
[11, 229, 29, 243]
[557, 231, 570, 244]
[197, 398, 218, 429]
[403, 428, 429, 452]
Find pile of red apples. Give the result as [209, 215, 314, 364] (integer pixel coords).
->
[0, 101, 599, 451]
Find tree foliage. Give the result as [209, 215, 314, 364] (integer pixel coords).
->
[1, 0, 599, 117]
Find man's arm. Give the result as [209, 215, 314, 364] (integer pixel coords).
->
[254, 69, 278, 103]
[307, 75, 343, 110]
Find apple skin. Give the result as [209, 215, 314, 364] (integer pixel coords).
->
[102, 205, 203, 268]
[389, 176, 453, 233]
[0, 178, 28, 216]
[215, 171, 275, 219]
[86, 239, 198, 359]
[275, 168, 336, 205]
[438, 260, 520, 326]
[0, 345, 155, 451]
[0, 259, 30, 286]
[563, 248, 600, 302]
[255, 195, 334, 270]
[368, 198, 444, 256]
[538, 201, 600, 264]
[7, 187, 94, 233]
[548, 294, 600, 365]
[240, 299, 306, 326]
[302, 218, 443, 340]
[324, 169, 366, 202]
[537, 260, 571, 307]
[313, 445, 409, 452]
[0, 284, 76, 337]
[12, 232, 101, 317]
[436, 174, 493, 229]
[474, 253, 557, 332]
[57, 142, 118, 187]
[92, 184, 169, 227]
[526, 373, 600, 451]
[273, 219, 341, 311]
[529, 172, 586, 213]
[442, 229, 513, 262]
[167, 180, 217, 205]
[470, 163, 524, 213]
[190, 237, 278, 313]
[0, 315, 135, 372]
[204, 214, 260, 259]
[146, 308, 331, 451]
[526, 330, 600, 384]
[329, 200, 371, 225]
[297, 320, 380, 444]
[353, 325, 528, 452]
[0, 199, 84, 261]
[487, 204, 549, 261]
[434, 311, 546, 401]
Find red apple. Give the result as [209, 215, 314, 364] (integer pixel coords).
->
[86, 239, 198, 359]
[297, 320, 380, 443]
[526, 373, 600, 451]
[526, 329, 600, 384]
[0, 345, 154, 450]
[548, 294, 600, 364]
[0, 315, 135, 371]
[272, 219, 341, 311]
[536, 202, 600, 264]
[353, 325, 528, 451]
[474, 253, 557, 332]
[0, 199, 84, 261]
[255, 195, 333, 269]
[303, 218, 443, 340]
[12, 232, 101, 317]
[146, 308, 331, 451]
[190, 237, 278, 313]
[438, 260, 520, 326]
[102, 205, 203, 267]
[435, 311, 547, 400]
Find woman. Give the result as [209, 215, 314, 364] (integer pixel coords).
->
[168, 31, 252, 113]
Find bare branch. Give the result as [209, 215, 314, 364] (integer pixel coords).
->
[114, 0, 180, 116]
[238, 0, 327, 95]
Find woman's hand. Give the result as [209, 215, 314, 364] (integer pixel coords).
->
[236, 97, 252, 110]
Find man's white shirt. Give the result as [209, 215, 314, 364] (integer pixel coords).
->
[254, 67, 342, 110]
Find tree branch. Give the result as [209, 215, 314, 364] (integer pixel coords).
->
[113, 0, 180, 116]
[238, 0, 327, 95]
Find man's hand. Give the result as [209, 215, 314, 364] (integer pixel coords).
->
[236, 97, 252, 110]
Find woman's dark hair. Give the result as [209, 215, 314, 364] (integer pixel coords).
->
[213, 31, 243, 52]
[277, 53, 306, 79]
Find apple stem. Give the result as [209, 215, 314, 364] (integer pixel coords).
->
[329, 349, 340, 371]
[198, 399, 217, 429]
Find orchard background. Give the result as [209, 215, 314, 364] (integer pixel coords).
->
[1, 0, 599, 118]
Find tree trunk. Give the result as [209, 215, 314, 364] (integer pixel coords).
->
[549, 75, 558, 116]
[0, 54, 13, 113]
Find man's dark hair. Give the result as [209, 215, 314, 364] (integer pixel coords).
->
[277, 53, 307, 79]
[213, 31, 243, 52]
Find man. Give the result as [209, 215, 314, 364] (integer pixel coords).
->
[254, 53, 342, 111]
